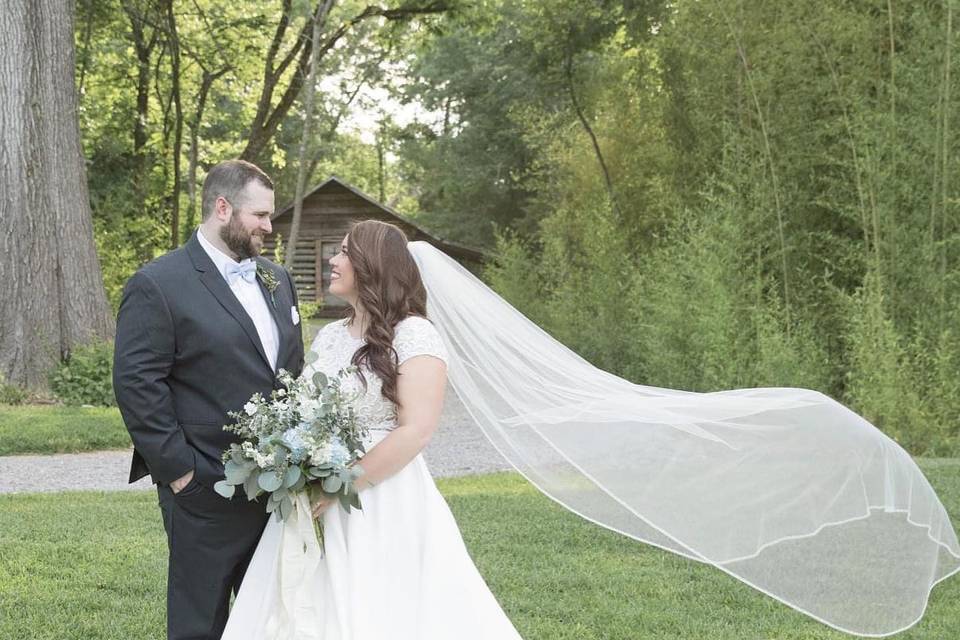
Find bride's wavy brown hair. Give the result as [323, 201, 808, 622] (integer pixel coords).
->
[346, 220, 428, 405]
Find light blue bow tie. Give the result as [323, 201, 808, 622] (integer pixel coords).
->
[225, 260, 257, 285]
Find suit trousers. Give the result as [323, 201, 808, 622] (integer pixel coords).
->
[157, 478, 268, 640]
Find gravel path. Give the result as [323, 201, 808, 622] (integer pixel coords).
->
[0, 391, 513, 495]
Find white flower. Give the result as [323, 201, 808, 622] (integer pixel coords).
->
[297, 397, 322, 422]
[244, 402, 258, 416]
[254, 451, 272, 468]
[308, 437, 350, 467]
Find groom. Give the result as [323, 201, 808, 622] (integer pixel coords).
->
[113, 159, 305, 640]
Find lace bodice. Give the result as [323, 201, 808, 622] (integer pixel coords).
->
[304, 316, 448, 432]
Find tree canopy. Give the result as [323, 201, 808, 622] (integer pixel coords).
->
[6, 0, 960, 454]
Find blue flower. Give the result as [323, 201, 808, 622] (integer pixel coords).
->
[281, 427, 309, 464]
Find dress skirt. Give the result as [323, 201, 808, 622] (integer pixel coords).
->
[220, 433, 523, 640]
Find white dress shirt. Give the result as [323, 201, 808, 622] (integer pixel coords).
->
[198, 228, 280, 371]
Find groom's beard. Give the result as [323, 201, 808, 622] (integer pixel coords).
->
[220, 216, 262, 260]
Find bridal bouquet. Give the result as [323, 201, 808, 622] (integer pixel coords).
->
[213, 356, 368, 526]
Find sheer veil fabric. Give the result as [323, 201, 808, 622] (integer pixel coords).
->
[407, 241, 960, 637]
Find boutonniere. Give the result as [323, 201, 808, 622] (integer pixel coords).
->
[256, 264, 279, 309]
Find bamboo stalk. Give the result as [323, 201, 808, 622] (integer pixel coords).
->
[809, 28, 873, 259]
[940, 0, 953, 325]
[717, 3, 792, 333]
[887, 0, 896, 122]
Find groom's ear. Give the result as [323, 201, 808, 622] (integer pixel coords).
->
[214, 195, 232, 222]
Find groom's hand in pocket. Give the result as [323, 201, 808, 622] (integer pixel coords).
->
[170, 469, 195, 494]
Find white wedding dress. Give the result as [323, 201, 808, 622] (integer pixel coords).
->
[221, 316, 523, 640]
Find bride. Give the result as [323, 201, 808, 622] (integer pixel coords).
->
[225, 219, 960, 639]
[221, 220, 524, 639]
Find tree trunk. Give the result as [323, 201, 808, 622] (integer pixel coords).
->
[376, 121, 386, 203]
[286, 0, 335, 271]
[184, 67, 228, 243]
[164, 0, 183, 248]
[0, 0, 115, 390]
[123, 1, 158, 207]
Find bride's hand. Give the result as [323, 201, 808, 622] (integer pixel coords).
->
[311, 496, 334, 519]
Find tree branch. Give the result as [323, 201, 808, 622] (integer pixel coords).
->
[241, 1, 451, 161]
[564, 46, 620, 219]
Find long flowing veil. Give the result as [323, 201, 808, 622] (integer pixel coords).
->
[408, 240, 960, 637]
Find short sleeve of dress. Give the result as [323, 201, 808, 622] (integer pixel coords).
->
[393, 316, 448, 366]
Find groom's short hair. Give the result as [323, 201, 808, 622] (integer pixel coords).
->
[201, 160, 274, 221]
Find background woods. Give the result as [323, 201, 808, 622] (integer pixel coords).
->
[3, 0, 960, 455]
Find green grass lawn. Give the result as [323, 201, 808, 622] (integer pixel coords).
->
[0, 405, 129, 455]
[3, 470, 960, 640]
[0, 319, 335, 457]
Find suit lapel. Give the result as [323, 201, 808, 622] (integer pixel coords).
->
[186, 233, 273, 372]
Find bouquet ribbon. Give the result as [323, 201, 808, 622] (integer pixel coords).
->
[268, 492, 325, 640]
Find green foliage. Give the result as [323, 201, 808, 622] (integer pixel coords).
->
[297, 300, 323, 320]
[49, 342, 115, 407]
[484, 231, 549, 329]
[460, 0, 960, 454]
[538, 200, 640, 377]
[0, 374, 27, 406]
[93, 215, 167, 310]
[73, 0, 960, 454]
[843, 270, 956, 456]
[77, 0, 449, 281]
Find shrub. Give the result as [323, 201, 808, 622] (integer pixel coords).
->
[298, 300, 323, 320]
[50, 341, 115, 407]
[0, 374, 27, 405]
[843, 271, 932, 454]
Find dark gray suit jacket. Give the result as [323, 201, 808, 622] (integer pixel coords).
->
[113, 230, 305, 487]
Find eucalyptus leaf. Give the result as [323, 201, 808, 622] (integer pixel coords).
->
[290, 475, 307, 493]
[312, 372, 328, 389]
[224, 461, 249, 485]
[322, 475, 343, 493]
[279, 495, 293, 521]
[213, 480, 236, 499]
[305, 351, 319, 365]
[244, 471, 261, 500]
[258, 471, 283, 493]
[284, 465, 301, 488]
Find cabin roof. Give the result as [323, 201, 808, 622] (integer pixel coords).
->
[274, 175, 488, 263]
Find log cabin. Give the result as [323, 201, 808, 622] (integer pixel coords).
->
[265, 176, 485, 317]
